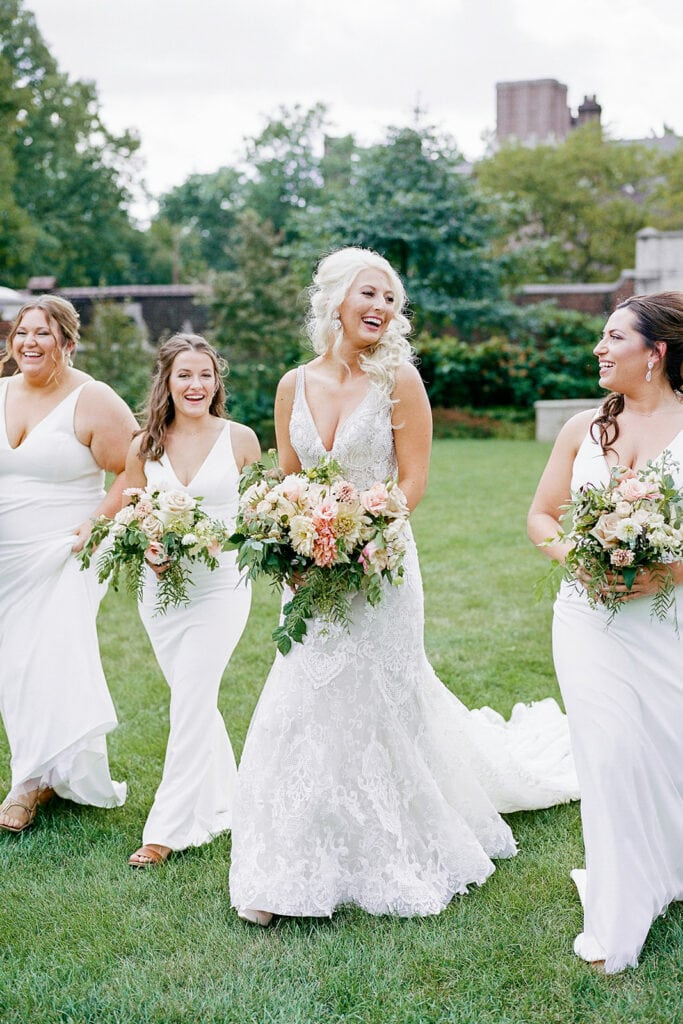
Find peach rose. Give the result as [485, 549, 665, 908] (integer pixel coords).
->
[360, 483, 390, 515]
[590, 511, 621, 548]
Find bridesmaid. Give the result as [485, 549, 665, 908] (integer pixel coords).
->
[528, 292, 683, 972]
[124, 333, 259, 867]
[0, 296, 136, 833]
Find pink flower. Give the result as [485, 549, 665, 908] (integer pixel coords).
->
[360, 483, 390, 515]
[610, 548, 635, 567]
[617, 478, 661, 502]
[280, 475, 306, 503]
[312, 522, 338, 567]
[135, 499, 154, 518]
[333, 480, 359, 504]
[314, 497, 338, 522]
[123, 487, 145, 498]
[144, 541, 169, 565]
[207, 539, 222, 558]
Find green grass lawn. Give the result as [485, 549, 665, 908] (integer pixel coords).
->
[1, 439, 681, 1024]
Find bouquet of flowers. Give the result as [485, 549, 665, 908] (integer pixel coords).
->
[557, 454, 683, 623]
[230, 455, 410, 654]
[79, 486, 231, 613]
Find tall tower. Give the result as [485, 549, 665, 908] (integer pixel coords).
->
[496, 79, 572, 144]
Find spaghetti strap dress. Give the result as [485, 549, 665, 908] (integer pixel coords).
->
[138, 420, 251, 850]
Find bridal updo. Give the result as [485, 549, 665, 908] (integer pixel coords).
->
[306, 247, 413, 395]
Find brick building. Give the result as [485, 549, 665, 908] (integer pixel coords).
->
[496, 78, 601, 145]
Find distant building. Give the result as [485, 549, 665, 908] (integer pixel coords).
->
[496, 78, 601, 146]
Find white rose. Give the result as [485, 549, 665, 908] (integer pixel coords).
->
[157, 490, 196, 515]
[141, 514, 164, 540]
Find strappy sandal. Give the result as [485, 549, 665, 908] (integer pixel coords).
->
[0, 787, 54, 834]
[128, 844, 172, 868]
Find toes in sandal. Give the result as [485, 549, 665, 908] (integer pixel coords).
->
[0, 787, 54, 835]
[128, 844, 172, 868]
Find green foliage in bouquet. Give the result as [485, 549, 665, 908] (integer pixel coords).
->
[230, 454, 409, 654]
[556, 454, 683, 626]
[79, 489, 232, 615]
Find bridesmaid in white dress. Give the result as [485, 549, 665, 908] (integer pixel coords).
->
[529, 291, 683, 973]
[0, 296, 136, 833]
[230, 248, 579, 927]
[124, 334, 259, 867]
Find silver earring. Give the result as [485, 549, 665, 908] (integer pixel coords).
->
[331, 312, 342, 332]
[646, 359, 654, 383]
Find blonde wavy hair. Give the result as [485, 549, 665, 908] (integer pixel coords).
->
[306, 247, 413, 394]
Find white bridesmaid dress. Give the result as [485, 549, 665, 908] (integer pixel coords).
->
[138, 420, 251, 851]
[229, 367, 578, 919]
[0, 377, 125, 806]
[553, 427, 683, 972]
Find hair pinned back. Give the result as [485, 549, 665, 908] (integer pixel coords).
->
[591, 291, 683, 453]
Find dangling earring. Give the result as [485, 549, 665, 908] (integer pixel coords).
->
[331, 311, 342, 332]
[645, 359, 654, 383]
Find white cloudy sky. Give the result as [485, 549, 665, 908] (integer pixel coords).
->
[26, 0, 683, 211]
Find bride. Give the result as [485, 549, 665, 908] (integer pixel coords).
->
[229, 247, 579, 926]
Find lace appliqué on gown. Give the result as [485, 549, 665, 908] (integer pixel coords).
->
[229, 367, 578, 918]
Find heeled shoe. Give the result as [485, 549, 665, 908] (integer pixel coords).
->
[238, 908, 273, 927]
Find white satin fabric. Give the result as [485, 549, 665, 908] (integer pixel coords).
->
[553, 427, 683, 972]
[0, 377, 125, 806]
[139, 421, 251, 850]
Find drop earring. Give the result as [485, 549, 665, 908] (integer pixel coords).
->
[331, 312, 342, 332]
[646, 359, 654, 383]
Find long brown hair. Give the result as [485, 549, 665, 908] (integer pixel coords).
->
[137, 333, 228, 461]
[2, 295, 80, 371]
[591, 291, 683, 453]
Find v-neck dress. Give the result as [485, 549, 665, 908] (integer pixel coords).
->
[229, 366, 578, 918]
[138, 420, 251, 850]
[0, 376, 125, 806]
[553, 426, 683, 972]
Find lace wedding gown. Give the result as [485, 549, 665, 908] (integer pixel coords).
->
[553, 428, 683, 972]
[138, 421, 251, 850]
[229, 367, 578, 917]
[0, 378, 125, 806]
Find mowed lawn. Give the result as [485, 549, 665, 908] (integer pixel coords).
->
[1, 439, 681, 1024]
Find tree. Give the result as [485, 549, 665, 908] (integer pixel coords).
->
[154, 166, 246, 278]
[0, 0, 146, 286]
[78, 303, 153, 413]
[208, 210, 306, 444]
[476, 123, 657, 283]
[242, 103, 328, 237]
[296, 124, 505, 333]
[649, 139, 683, 230]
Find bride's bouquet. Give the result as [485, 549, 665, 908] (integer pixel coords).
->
[557, 453, 683, 624]
[79, 486, 231, 613]
[230, 455, 410, 653]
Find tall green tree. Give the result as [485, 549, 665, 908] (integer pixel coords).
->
[154, 166, 246, 278]
[78, 303, 153, 413]
[0, 0, 145, 286]
[208, 210, 306, 444]
[297, 124, 505, 333]
[242, 103, 327, 237]
[476, 123, 657, 283]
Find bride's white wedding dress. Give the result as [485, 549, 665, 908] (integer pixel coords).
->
[229, 367, 578, 918]
[554, 428, 683, 973]
[0, 377, 125, 806]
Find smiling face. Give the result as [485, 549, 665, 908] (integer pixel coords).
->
[593, 307, 654, 393]
[167, 350, 217, 417]
[11, 308, 69, 383]
[338, 269, 396, 350]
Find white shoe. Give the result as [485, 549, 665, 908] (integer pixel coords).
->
[238, 908, 273, 927]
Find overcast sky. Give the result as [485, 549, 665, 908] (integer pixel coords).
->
[25, 0, 683, 215]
